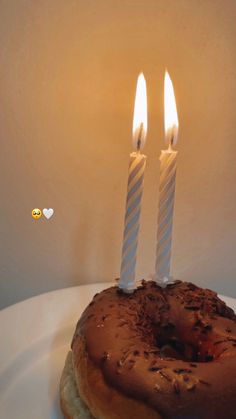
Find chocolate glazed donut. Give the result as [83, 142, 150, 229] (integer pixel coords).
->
[71, 281, 236, 419]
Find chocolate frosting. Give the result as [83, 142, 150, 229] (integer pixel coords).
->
[72, 280, 236, 419]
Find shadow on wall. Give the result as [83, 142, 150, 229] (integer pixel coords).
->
[72, 198, 120, 285]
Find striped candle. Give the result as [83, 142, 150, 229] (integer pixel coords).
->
[155, 71, 179, 286]
[155, 147, 177, 281]
[119, 73, 147, 293]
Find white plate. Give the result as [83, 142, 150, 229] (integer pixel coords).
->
[0, 283, 235, 419]
[0, 282, 114, 419]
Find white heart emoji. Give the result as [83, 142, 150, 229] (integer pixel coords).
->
[43, 208, 54, 220]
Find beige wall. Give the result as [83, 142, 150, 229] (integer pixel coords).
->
[1, 0, 236, 309]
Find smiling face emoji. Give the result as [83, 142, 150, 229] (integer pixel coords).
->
[32, 208, 42, 220]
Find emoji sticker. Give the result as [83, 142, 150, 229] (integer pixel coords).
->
[32, 208, 42, 220]
[43, 208, 54, 220]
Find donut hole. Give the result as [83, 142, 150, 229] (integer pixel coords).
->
[153, 328, 215, 363]
[158, 338, 197, 361]
[157, 337, 214, 362]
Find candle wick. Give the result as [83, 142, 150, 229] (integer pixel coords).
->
[137, 122, 144, 152]
[168, 133, 175, 152]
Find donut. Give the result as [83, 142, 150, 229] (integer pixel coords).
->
[60, 280, 236, 418]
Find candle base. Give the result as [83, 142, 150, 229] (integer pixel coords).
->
[118, 284, 135, 294]
[151, 273, 176, 288]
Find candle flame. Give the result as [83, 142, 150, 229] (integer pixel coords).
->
[132, 73, 147, 151]
[164, 71, 179, 148]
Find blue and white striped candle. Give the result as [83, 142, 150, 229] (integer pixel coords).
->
[119, 73, 147, 293]
[155, 71, 179, 286]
